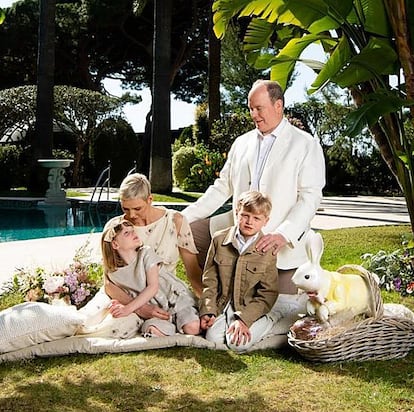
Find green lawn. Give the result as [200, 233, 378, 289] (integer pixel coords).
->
[1, 224, 414, 412]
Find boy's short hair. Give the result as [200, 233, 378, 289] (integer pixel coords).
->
[236, 191, 272, 217]
[119, 173, 151, 200]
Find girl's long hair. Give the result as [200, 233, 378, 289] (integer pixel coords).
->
[101, 220, 134, 273]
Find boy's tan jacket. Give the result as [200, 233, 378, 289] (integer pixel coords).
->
[199, 226, 279, 327]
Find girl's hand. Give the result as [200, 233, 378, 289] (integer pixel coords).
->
[109, 299, 132, 318]
[200, 314, 216, 330]
[227, 319, 251, 346]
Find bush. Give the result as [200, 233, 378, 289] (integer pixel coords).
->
[209, 109, 253, 153]
[0, 144, 24, 190]
[172, 145, 199, 190]
[90, 118, 142, 187]
[362, 237, 414, 296]
[172, 143, 226, 192]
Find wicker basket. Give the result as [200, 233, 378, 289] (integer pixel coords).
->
[287, 264, 414, 362]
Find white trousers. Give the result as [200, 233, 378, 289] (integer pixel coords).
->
[205, 303, 274, 353]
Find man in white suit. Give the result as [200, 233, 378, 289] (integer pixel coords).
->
[182, 80, 326, 294]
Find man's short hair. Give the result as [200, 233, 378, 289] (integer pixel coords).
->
[251, 79, 285, 105]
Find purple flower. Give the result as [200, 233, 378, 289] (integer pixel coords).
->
[71, 285, 91, 306]
[393, 277, 402, 291]
[64, 272, 78, 292]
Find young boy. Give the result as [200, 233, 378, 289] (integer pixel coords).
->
[199, 191, 279, 352]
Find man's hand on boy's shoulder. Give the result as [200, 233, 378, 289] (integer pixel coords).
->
[255, 232, 288, 255]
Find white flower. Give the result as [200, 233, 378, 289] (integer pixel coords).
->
[43, 276, 65, 294]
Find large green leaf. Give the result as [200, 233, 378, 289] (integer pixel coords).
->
[333, 37, 398, 87]
[243, 18, 277, 52]
[0, 9, 5, 25]
[270, 60, 296, 90]
[213, 0, 251, 38]
[348, 0, 390, 37]
[239, 0, 287, 23]
[309, 36, 349, 93]
[213, 0, 302, 38]
[345, 92, 414, 137]
[270, 34, 332, 88]
[284, 0, 354, 32]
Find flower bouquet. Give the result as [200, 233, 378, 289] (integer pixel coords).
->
[11, 240, 103, 309]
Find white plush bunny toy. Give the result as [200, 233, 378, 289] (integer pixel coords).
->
[291, 230, 372, 323]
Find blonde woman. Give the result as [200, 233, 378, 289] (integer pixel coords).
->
[104, 173, 202, 322]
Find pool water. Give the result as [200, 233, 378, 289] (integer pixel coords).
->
[0, 204, 121, 242]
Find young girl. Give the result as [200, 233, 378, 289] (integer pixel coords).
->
[101, 219, 200, 337]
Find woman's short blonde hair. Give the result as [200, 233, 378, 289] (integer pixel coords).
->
[236, 191, 272, 217]
[119, 173, 151, 200]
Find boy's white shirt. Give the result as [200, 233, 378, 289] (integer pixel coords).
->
[235, 228, 259, 254]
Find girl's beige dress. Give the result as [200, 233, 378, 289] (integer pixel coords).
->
[107, 245, 199, 334]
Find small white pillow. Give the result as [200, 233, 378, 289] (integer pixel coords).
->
[0, 302, 85, 353]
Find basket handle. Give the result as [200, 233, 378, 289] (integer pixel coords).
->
[336, 264, 384, 319]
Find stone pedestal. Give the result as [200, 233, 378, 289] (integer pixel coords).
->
[38, 159, 73, 206]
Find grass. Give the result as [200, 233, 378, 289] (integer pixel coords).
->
[0, 188, 202, 203]
[1, 225, 414, 411]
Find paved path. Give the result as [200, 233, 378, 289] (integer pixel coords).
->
[311, 196, 410, 230]
[0, 196, 410, 288]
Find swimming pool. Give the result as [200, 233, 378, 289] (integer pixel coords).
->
[0, 201, 121, 242]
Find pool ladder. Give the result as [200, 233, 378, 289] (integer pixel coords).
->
[87, 161, 137, 223]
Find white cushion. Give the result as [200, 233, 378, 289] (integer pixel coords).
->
[0, 302, 85, 353]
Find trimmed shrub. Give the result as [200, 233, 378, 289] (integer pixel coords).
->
[173, 143, 226, 192]
[0, 145, 24, 190]
[172, 146, 199, 190]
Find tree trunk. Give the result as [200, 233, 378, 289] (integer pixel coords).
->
[31, 0, 56, 192]
[149, 0, 172, 193]
[208, 1, 221, 134]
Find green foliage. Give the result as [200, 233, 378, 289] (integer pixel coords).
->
[209, 109, 253, 153]
[172, 143, 226, 192]
[0, 0, 209, 100]
[362, 236, 414, 297]
[319, 225, 410, 271]
[220, 23, 266, 111]
[0, 85, 131, 186]
[193, 103, 209, 145]
[0, 144, 24, 190]
[288, 92, 401, 194]
[91, 118, 142, 187]
[0, 85, 37, 136]
[173, 125, 193, 151]
[172, 145, 199, 188]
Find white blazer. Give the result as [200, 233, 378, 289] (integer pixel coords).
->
[182, 120, 326, 269]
